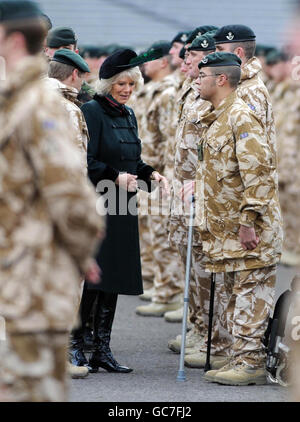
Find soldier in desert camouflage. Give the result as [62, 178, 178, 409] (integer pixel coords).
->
[168, 32, 230, 369]
[183, 51, 282, 385]
[0, 1, 103, 401]
[135, 42, 184, 317]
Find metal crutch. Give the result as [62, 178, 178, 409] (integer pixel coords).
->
[177, 195, 195, 382]
[204, 272, 216, 372]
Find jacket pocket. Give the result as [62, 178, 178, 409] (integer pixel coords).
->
[206, 215, 261, 260]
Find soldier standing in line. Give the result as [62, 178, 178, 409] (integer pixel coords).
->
[47, 49, 104, 378]
[183, 51, 282, 385]
[168, 33, 231, 370]
[80, 46, 109, 88]
[0, 1, 103, 401]
[267, 50, 300, 267]
[135, 42, 185, 317]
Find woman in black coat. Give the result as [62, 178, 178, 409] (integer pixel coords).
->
[71, 49, 168, 374]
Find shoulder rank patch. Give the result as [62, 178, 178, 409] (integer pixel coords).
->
[240, 132, 249, 139]
[248, 104, 256, 111]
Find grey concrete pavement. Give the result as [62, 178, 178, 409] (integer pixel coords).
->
[69, 264, 297, 402]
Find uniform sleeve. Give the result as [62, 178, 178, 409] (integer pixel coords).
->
[26, 108, 104, 275]
[234, 112, 277, 227]
[81, 102, 119, 186]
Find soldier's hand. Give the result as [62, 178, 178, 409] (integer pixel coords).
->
[85, 259, 101, 284]
[180, 181, 195, 206]
[151, 171, 170, 197]
[239, 225, 260, 250]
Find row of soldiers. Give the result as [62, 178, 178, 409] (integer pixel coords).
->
[44, 20, 300, 389]
[122, 25, 300, 387]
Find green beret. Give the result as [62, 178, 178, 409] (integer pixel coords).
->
[198, 52, 242, 69]
[47, 26, 77, 48]
[265, 49, 289, 66]
[171, 31, 191, 45]
[52, 49, 90, 73]
[186, 26, 219, 44]
[148, 41, 172, 57]
[255, 44, 277, 57]
[80, 45, 109, 59]
[188, 34, 216, 52]
[0, 0, 43, 21]
[214, 25, 256, 44]
[121, 42, 171, 68]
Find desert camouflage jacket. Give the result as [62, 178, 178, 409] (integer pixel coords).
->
[0, 57, 103, 333]
[195, 91, 282, 272]
[46, 78, 89, 174]
[272, 79, 300, 188]
[237, 56, 277, 170]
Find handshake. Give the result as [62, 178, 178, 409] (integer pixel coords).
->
[115, 171, 170, 196]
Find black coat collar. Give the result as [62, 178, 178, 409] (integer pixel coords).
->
[94, 94, 130, 117]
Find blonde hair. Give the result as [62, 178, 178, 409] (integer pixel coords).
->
[95, 66, 144, 96]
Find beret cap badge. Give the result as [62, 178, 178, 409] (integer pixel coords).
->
[226, 32, 234, 41]
[201, 57, 208, 64]
[201, 39, 209, 48]
[181, 33, 188, 42]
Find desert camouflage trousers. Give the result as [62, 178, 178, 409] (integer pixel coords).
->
[138, 214, 155, 288]
[223, 265, 276, 367]
[279, 188, 300, 264]
[148, 214, 184, 304]
[0, 331, 69, 402]
[177, 244, 231, 354]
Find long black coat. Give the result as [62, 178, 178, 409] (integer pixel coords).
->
[81, 94, 154, 295]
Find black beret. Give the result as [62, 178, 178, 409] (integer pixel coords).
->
[52, 49, 90, 73]
[214, 25, 256, 44]
[99, 48, 137, 79]
[188, 34, 216, 52]
[198, 52, 242, 69]
[0, 0, 43, 21]
[179, 46, 186, 60]
[186, 25, 219, 44]
[47, 26, 77, 48]
[171, 31, 191, 45]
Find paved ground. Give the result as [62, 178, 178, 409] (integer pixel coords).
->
[69, 264, 297, 403]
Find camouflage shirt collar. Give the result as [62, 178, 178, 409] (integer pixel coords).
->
[0, 56, 47, 98]
[240, 56, 262, 82]
[201, 90, 238, 127]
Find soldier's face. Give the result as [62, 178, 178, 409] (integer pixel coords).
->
[215, 43, 232, 53]
[44, 45, 75, 59]
[143, 58, 163, 79]
[195, 68, 217, 100]
[169, 42, 184, 67]
[187, 50, 205, 79]
[110, 76, 135, 104]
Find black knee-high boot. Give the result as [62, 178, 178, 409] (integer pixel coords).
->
[89, 291, 133, 373]
[70, 285, 98, 368]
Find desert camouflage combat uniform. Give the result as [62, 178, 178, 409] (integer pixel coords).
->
[45, 77, 89, 175]
[169, 78, 230, 353]
[272, 80, 300, 265]
[0, 57, 102, 401]
[143, 75, 184, 304]
[237, 57, 277, 167]
[195, 91, 282, 366]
